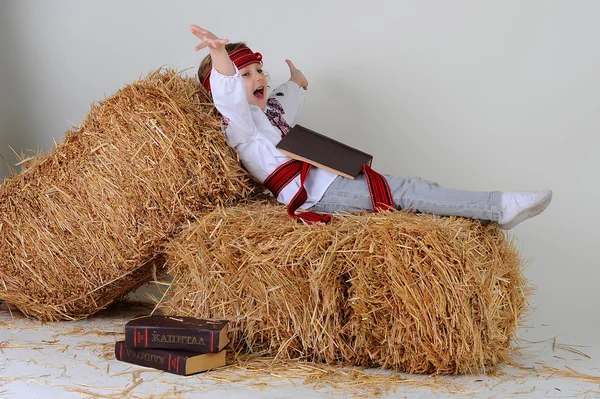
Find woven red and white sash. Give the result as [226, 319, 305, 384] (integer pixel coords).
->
[263, 160, 396, 224]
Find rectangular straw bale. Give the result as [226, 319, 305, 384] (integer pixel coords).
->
[0, 69, 257, 321]
[159, 202, 527, 374]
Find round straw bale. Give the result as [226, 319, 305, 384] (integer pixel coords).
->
[0, 69, 256, 321]
[159, 202, 527, 374]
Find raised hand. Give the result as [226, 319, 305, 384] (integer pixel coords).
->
[286, 59, 308, 90]
[190, 25, 234, 76]
[190, 25, 229, 51]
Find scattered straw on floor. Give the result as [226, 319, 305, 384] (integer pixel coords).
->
[0, 69, 257, 321]
[3, 305, 600, 398]
[157, 202, 527, 375]
[207, 354, 474, 397]
[537, 366, 600, 384]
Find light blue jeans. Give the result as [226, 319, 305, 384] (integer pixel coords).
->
[308, 175, 502, 222]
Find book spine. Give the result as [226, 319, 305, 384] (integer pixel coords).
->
[114, 342, 186, 375]
[124, 326, 219, 352]
[126, 327, 150, 348]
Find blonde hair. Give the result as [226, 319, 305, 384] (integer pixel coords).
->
[197, 42, 248, 82]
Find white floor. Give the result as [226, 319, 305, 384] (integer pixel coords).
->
[1, 300, 599, 399]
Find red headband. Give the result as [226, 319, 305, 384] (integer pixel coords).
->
[201, 45, 263, 93]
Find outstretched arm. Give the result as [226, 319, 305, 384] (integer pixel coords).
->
[285, 59, 308, 90]
[190, 24, 257, 146]
[190, 25, 235, 76]
[266, 59, 308, 126]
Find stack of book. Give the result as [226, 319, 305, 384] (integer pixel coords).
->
[114, 315, 229, 376]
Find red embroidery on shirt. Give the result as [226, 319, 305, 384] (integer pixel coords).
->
[264, 98, 291, 137]
[221, 116, 230, 131]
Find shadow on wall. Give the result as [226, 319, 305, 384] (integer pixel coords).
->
[0, 1, 43, 181]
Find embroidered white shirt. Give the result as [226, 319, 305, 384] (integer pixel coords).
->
[210, 66, 337, 208]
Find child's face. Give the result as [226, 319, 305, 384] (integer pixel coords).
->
[240, 63, 268, 110]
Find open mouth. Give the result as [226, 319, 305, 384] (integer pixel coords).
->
[253, 86, 265, 100]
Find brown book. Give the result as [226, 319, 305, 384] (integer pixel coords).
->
[124, 315, 229, 353]
[276, 124, 373, 179]
[114, 341, 226, 376]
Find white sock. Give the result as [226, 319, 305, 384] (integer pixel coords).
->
[498, 189, 552, 230]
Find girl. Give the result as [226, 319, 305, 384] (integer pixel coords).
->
[191, 25, 552, 229]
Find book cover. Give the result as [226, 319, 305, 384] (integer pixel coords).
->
[275, 124, 373, 179]
[114, 341, 226, 376]
[124, 315, 229, 353]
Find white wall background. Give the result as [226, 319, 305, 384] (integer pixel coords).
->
[1, 0, 598, 335]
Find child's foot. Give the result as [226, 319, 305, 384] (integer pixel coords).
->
[499, 189, 552, 230]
